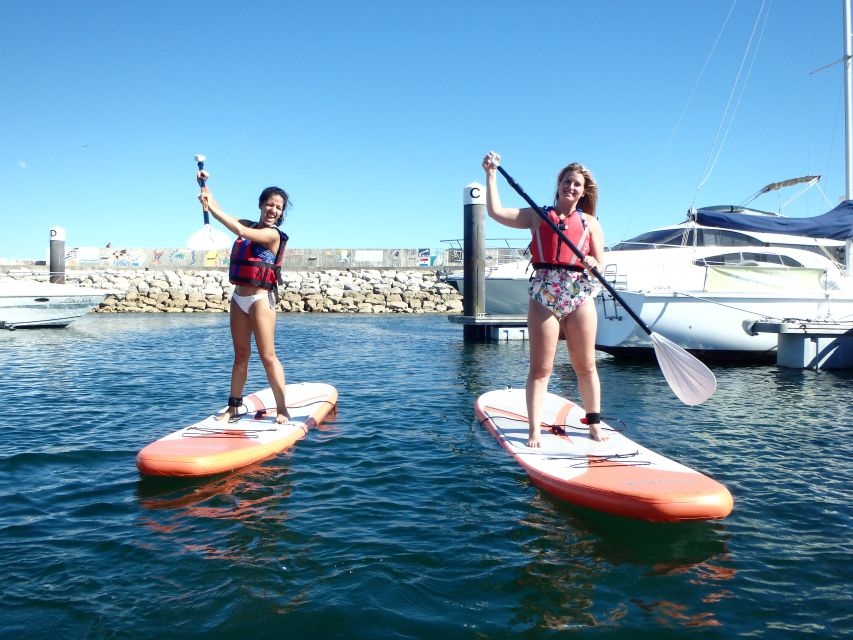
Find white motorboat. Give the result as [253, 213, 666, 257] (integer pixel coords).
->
[594, 201, 853, 362]
[0, 278, 111, 330]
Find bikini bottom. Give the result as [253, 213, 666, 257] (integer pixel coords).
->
[528, 268, 600, 320]
[232, 290, 274, 314]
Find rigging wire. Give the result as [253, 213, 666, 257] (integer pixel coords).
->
[663, 1, 738, 158]
[692, 0, 773, 208]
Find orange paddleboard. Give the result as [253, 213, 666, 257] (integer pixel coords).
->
[137, 382, 338, 477]
[475, 388, 732, 522]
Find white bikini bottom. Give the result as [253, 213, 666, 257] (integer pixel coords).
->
[232, 291, 274, 314]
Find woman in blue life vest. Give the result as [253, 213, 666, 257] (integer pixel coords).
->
[482, 152, 606, 447]
[197, 170, 291, 424]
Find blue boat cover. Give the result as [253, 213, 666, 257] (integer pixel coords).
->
[694, 200, 853, 240]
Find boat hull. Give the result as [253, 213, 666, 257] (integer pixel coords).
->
[445, 262, 531, 316]
[0, 281, 110, 329]
[595, 289, 853, 362]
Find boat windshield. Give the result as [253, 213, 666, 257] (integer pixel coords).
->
[609, 228, 757, 250]
[609, 227, 838, 261]
[692, 252, 804, 267]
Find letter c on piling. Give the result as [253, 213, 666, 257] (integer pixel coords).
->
[463, 182, 485, 206]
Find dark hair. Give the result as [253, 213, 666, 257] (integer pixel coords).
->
[258, 186, 291, 227]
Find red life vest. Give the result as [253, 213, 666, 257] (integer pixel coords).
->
[530, 207, 589, 269]
[228, 227, 288, 289]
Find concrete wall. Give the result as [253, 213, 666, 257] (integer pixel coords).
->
[55, 245, 528, 271]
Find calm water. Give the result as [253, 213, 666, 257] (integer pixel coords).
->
[0, 314, 850, 639]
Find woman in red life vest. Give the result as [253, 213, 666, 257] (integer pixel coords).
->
[197, 170, 291, 424]
[482, 152, 606, 447]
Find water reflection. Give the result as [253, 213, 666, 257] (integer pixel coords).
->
[135, 455, 298, 560]
[512, 496, 734, 631]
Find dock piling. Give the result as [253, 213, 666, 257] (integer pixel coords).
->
[462, 183, 486, 319]
[49, 226, 66, 284]
[449, 183, 528, 341]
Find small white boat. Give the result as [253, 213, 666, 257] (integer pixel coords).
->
[0, 279, 111, 330]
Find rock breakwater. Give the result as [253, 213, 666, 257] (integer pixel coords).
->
[6, 269, 464, 314]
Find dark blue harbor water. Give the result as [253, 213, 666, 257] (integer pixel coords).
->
[0, 314, 850, 638]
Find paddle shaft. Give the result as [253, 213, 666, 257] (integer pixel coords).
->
[197, 159, 211, 226]
[496, 165, 652, 336]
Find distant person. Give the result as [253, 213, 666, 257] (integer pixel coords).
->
[482, 151, 606, 446]
[197, 169, 291, 424]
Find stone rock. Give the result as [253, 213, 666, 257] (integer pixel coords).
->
[2, 266, 464, 316]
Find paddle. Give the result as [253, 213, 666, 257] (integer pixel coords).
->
[494, 162, 716, 406]
[187, 154, 231, 250]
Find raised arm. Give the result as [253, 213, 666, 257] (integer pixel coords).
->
[482, 152, 538, 230]
[198, 172, 280, 248]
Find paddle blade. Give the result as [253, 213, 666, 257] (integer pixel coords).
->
[650, 332, 717, 406]
[187, 224, 232, 250]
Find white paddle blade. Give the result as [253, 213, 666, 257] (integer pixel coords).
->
[186, 224, 231, 250]
[650, 332, 716, 406]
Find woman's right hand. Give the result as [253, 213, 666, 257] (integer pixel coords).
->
[198, 188, 219, 212]
[197, 170, 209, 187]
[482, 151, 500, 173]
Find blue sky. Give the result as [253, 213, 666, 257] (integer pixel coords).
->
[1, 0, 847, 260]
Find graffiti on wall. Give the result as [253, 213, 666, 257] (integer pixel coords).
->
[66, 247, 231, 268]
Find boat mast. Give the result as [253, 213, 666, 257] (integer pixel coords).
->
[845, 0, 853, 273]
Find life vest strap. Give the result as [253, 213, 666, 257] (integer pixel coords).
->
[531, 263, 585, 272]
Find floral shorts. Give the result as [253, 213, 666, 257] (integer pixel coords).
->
[529, 268, 601, 320]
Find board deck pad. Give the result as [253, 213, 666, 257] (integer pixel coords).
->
[475, 388, 732, 521]
[137, 382, 338, 477]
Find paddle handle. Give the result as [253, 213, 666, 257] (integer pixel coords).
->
[196, 156, 210, 226]
[496, 165, 652, 336]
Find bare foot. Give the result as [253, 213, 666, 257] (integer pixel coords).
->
[275, 408, 291, 424]
[589, 423, 608, 442]
[216, 407, 238, 422]
[527, 427, 541, 448]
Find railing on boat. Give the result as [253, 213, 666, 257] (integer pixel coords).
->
[439, 238, 530, 267]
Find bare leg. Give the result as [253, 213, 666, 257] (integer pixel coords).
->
[562, 299, 606, 441]
[525, 298, 561, 447]
[250, 298, 290, 423]
[217, 299, 253, 421]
